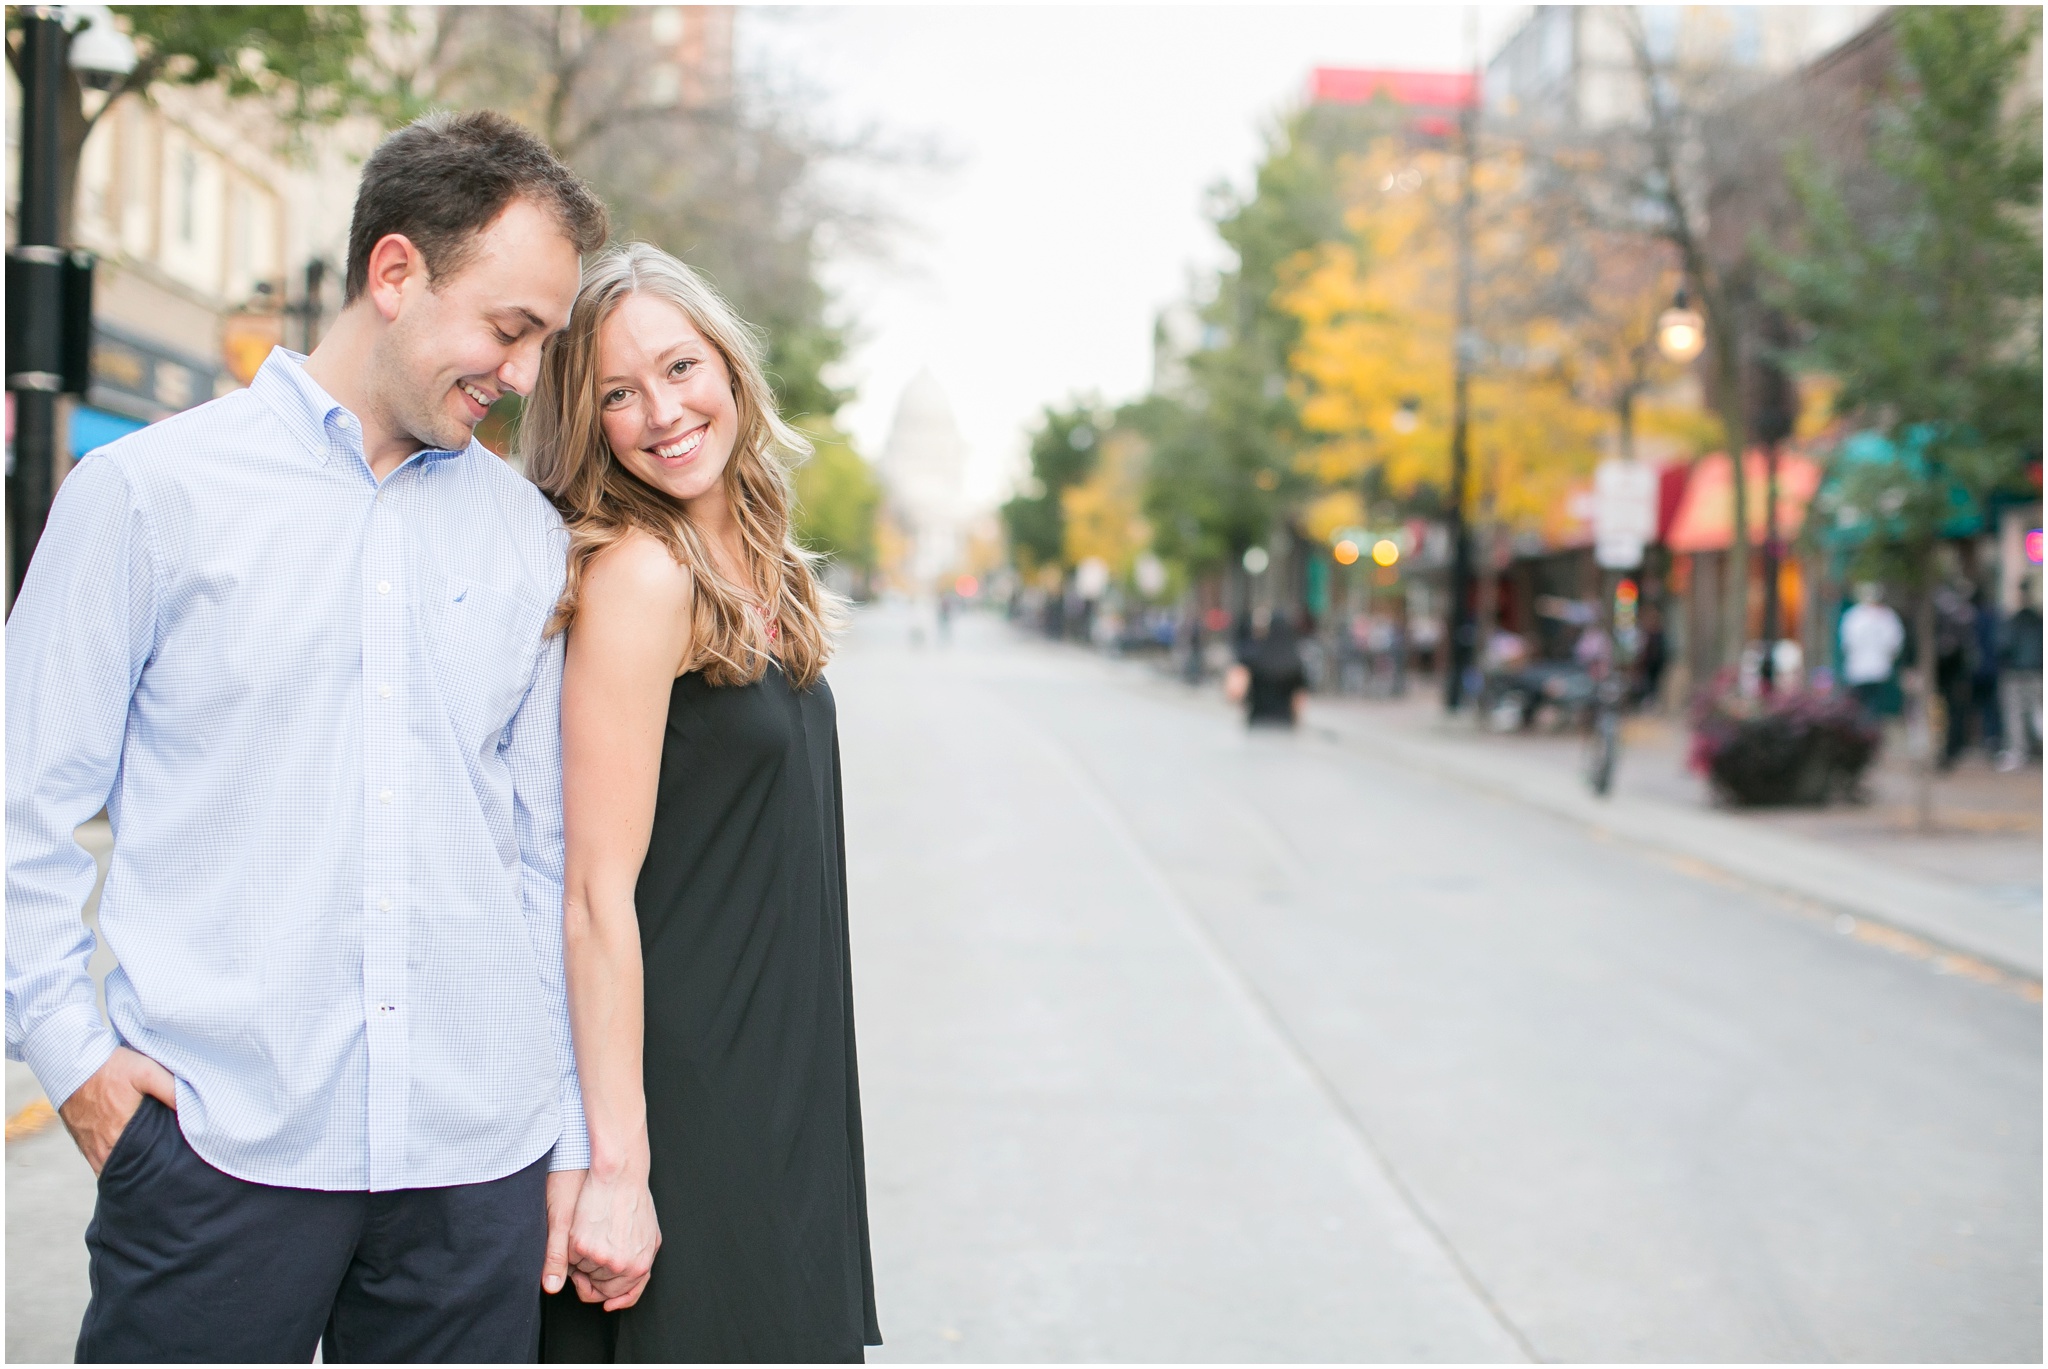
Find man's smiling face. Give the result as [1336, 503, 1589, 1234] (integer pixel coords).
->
[375, 196, 584, 454]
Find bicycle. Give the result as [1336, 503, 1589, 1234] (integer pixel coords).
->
[1583, 667, 1624, 796]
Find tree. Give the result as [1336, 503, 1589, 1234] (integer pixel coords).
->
[1135, 110, 1356, 587]
[791, 417, 881, 579]
[1278, 141, 1610, 543]
[1061, 426, 1150, 584]
[1001, 402, 1103, 577]
[1771, 6, 2042, 826]
[413, 6, 880, 425]
[6, 6, 381, 245]
[1501, 9, 1789, 663]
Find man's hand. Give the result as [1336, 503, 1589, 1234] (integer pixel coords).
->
[567, 1169, 662, 1311]
[57, 1046, 177, 1176]
[543, 1169, 586, 1295]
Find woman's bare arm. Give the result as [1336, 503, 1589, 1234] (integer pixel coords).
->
[559, 530, 692, 1309]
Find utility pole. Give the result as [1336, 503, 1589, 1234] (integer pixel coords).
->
[7, 10, 69, 608]
[1750, 317, 1796, 690]
[1442, 16, 1480, 712]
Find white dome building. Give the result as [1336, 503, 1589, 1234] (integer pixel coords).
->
[879, 369, 970, 591]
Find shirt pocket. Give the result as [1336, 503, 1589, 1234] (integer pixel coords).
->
[423, 571, 542, 754]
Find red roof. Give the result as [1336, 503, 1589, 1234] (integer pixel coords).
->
[1310, 68, 1478, 110]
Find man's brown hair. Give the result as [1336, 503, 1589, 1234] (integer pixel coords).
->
[343, 109, 609, 304]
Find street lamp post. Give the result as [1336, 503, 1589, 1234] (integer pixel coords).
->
[1750, 321, 1797, 690]
[6, 6, 128, 608]
[7, 9, 68, 607]
[1441, 69, 1478, 714]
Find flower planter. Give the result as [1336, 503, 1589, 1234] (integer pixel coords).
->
[1689, 679, 1882, 807]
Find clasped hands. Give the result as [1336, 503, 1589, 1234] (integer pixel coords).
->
[543, 1167, 663, 1310]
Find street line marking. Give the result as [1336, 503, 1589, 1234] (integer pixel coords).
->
[1648, 852, 2044, 1003]
[6, 1097, 57, 1142]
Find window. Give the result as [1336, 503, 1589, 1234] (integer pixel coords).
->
[177, 147, 198, 244]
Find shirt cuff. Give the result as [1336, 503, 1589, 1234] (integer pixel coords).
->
[20, 1004, 120, 1111]
[549, 1080, 591, 1172]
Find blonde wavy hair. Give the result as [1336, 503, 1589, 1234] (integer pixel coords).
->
[523, 242, 841, 690]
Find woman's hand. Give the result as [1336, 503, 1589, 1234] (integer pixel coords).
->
[567, 1166, 663, 1310]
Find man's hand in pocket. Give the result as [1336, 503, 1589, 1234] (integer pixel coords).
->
[57, 1046, 177, 1175]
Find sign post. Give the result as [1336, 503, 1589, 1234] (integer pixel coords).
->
[1593, 459, 1657, 572]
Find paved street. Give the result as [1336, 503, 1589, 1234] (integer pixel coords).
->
[8, 604, 2040, 1361]
[842, 605, 2040, 1362]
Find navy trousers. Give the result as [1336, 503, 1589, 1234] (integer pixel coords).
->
[76, 1098, 548, 1363]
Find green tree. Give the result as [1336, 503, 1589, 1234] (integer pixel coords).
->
[1771, 5, 2042, 824]
[1002, 401, 1103, 575]
[791, 418, 881, 576]
[1139, 105, 1409, 583]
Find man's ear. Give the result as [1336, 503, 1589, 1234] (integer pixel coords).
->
[363, 233, 425, 324]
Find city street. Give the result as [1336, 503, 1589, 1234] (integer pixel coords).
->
[841, 605, 2040, 1363]
[7, 603, 2041, 1362]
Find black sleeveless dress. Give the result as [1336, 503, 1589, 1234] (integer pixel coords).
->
[541, 663, 881, 1363]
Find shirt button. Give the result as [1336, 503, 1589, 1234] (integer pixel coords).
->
[378, 789, 393, 804]
[378, 685, 392, 700]
[376, 580, 391, 595]
[379, 897, 392, 912]
[377, 1003, 398, 1015]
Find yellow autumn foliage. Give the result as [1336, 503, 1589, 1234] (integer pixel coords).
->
[1278, 142, 1617, 530]
[1301, 488, 1368, 543]
[1061, 429, 1151, 578]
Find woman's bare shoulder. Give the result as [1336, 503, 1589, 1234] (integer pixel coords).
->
[583, 526, 692, 614]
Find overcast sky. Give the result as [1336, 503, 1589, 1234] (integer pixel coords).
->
[739, 4, 1529, 508]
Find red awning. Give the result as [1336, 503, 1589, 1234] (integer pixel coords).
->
[1665, 449, 1822, 554]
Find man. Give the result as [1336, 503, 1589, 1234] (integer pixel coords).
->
[7, 111, 606, 1361]
[1840, 582, 1905, 719]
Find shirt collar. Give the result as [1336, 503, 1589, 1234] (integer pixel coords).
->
[251, 347, 475, 471]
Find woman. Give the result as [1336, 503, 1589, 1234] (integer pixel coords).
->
[1225, 606, 1308, 727]
[524, 243, 880, 1362]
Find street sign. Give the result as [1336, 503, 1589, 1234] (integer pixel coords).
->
[1593, 458, 1657, 569]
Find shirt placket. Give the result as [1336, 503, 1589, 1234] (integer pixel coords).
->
[360, 448, 412, 1190]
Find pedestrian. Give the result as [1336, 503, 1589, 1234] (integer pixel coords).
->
[1839, 583, 1906, 719]
[1226, 605, 1308, 727]
[1181, 605, 1206, 685]
[5, 111, 608, 1362]
[1636, 606, 1669, 709]
[1971, 584, 2004, 758]
[523, 243, 880, 1362]
[1997, 582, 2043, 771]
[1933, 578, 1978, 769]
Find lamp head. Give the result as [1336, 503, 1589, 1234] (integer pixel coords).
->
[66, 6, 138, 90]
[1656, 305, 1706, 364]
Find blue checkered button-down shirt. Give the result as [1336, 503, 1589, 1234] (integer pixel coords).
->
[6, 348, 588, 1190]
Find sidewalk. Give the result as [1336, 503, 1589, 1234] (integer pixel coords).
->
[1290, 683, 2042, 981]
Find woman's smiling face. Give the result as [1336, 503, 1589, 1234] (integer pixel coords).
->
[596, 292, 739, 507]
